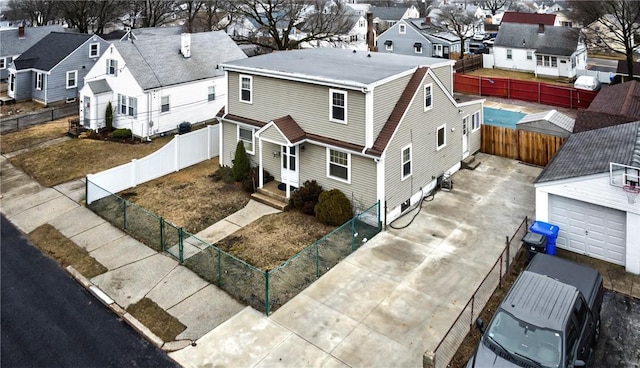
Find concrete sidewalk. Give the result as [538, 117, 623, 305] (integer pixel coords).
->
[0, 155, 278, 349]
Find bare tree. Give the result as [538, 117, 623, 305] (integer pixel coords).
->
[481, 0, 508, 16]
[434, 4, 478, 59]
[139, 0, 178, 28]
[7, 0, 59, 26]
[570, 0, 640, 79]
[196, 0, 234, 32]
[59, 0, 98, 33]
[92, 0, 126, 34]
[229, 0, 351, 50]
[180, 0, 205, 32]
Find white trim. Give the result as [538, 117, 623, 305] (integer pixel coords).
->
[66, 70, 78, 88]
[385, 43, 393, 51]
[436, 123, 446, 151]
[365, 90, 374, 147]
[424, 83, 433, 111]
[401, 143, 412, 180]
[161, 95, 170, 113]
[90, 42, 100, 58]
[237, 124, 255, 155]
[327, 147, 351, 184]
[471, 110, 481, 132]
[414, 44, 423, 54]
[399, 24, 406, 34]
[239, 74, 253, 104]
[329, 89, 348, 124]
[207, 85, 216, 102]
[35, 72, 43, 90]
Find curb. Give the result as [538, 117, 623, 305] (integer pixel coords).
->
[65, 265, 184, 351]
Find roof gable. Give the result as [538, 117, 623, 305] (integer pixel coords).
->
[116, 31, 247, 90]
[13, 32, 94, 71]
[371, 6, 411, 20]
[573, 80, 640, 132]
[535, 121, 640, 183]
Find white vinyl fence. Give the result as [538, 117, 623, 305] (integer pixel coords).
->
[576, 68, 615, 84]
[87, 124, 219, 204]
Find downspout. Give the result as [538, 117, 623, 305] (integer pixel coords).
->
[147, 91, 152, 140]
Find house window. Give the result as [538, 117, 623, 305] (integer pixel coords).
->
[161, 95, 170, 112]
[526, 51, 533, 60]
[330, 89, 347, 123]
[107, 59, 118, 76]
[414, 42, 422, 54]
[472, 111, 480, 131]
[350, 35, 358, 42]
[399, 24, 406, 34]
[359, 19, 365, 28]
[384, 40, 393, 51]
[208, 86, 216, 101]
[0, 57, 5, 69]
[118, 94, 137, 117]
[328, 149, 350, 182]
[9, 73, 15, 92]
[66, 70, 77, 88]
[551, 57, 557, 67]
[90, 43, 100, 58]
[424, 84, 433, 111]
[35, 72, 43, 90]
[436, 124, 446, 150]
[401, 145, 412, 179]
[506, 49, 512, 59]
[537, 55, 558, 67]
[240, 75, 252, 103]
[238, 126, 254, 154]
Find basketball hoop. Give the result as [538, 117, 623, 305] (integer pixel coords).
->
[623, 185, 640, 204]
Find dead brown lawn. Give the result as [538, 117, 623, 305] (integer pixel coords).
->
[1, 118, 69, 154]
[127, 298, 186, 342]
[28, 224, 108, 279]
[464, 69, 572, 86]
[217, 211, 335, 270]
[8, 134, 173, 187]
[0, 100, 52, 118]
[119, 157, 251, 233]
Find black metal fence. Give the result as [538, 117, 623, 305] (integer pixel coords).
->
[0, 103, 78, 133]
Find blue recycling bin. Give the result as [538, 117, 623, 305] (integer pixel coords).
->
[529, 221, 560, 255]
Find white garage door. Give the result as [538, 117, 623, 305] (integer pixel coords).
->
[549, 194, 626, 265]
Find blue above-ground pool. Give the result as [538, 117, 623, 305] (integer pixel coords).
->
[483, 107, 526, 129]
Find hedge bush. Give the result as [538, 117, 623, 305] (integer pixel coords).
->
[110, 128, 132, 139]
[291, 180, 323, 215]
[232, 141, 250, 182]
[314, 189, 353, 226]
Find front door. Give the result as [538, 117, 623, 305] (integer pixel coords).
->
[462, 116, 470, 158]
[443, 46, 450, 59]
[281, 145, 299, 188]
[83, 97, 91, 127]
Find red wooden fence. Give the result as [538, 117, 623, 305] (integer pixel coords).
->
[454, 74, 598, 109]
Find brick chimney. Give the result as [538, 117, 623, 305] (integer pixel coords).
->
[425, 16, 431, 24]
[366, 12, 375, 51]
[18, 25, 25, 39]
[181, 33, 191, 58]
[538, 23, 545, 33]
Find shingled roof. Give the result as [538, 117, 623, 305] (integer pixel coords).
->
[13, 32, 94, 71]
[501, 12, 556, 25]
[573, 80, 640, 132]
[0, 25, 64, 58]
[495, 23, 580, 56]
[535, 121, 640, 183]
[272, 115, 306, 144]
[367, 67, 428, 156]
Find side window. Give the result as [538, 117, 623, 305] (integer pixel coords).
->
[240, 75, 252, 103]
[574, 297, 588, 328]
[329, 89, 347, 123]
[565, 321, 579, 366]
[424, 84, 433, 111]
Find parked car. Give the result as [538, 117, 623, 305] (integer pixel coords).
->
[467, 253, 604, 368]
[473, 32, 491, 41]
[469, 42, 489, 54]
[574, 75, 601, 91]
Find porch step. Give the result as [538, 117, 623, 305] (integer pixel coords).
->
[462, 155, 481, 170]
[257, 187, 288, 203]
[251, 192, 289, 211]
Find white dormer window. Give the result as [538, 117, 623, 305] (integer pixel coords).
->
[399, 24, 406, 34]
[90, 43, 100, 58]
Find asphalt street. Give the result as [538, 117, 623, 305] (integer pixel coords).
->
[0, 214, 178, 368]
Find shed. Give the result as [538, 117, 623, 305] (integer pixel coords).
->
[516, 109, 574, 138]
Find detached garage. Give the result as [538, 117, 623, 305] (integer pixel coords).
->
[534, 121, 640, 274]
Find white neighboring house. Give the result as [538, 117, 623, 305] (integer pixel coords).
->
[296, 6, 369, 50]
[490, 22, 586, 78]
[534, 121, 640, 274]
[79, 31, 247, 138]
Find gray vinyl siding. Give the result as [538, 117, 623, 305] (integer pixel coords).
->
[47, 38, 109, 104]
[377, 22, 433, 57]
[31, 71, 46, 102]
[12, 71, 32, 101]
[299, 144, 377, 210]
[0, 56, 12, 80]
[228, 72, 367, 146]
[372, 73, 412, 139]
[384, 73, 475, 210]
[261, 140, 281, 181]
[222, 120, 259, 167]
[260, 126, 286, 145]
[432, 65, 453, 94]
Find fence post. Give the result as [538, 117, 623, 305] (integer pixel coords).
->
[351, 218, 356, 252]
[217, 248, 222, 286]
[470, 295, 475, 328]
[508, 79, 511, 99]
[316, 243, 320, 278]
[423, 351, 435, 368]
[265, 270, 270, 316]
[160, 217, 165, 251]
[538, 82, 541, 104]
[123, 200, 128, 229]
[131, 159, 137, 187]
[179, 227, 184, 262]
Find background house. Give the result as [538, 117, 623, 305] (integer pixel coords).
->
[377, 17, 465, 59]
[6, 32, 108, 105]
[370, 5, 420, 34]
[79, 31, 246, 138]
[219, 48, 483, 223]
[0, 24, 63, 81]
[295, 6, 369, 50]
[534, 121, 640, 274]
[574, 80, 640, 132]
[490, 22, 586, 78]
[500, 11, 558, 26]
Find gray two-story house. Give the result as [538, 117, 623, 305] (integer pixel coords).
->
[7, 32, 109, 104]
[377, 18, 466, 59]
[219, 48, 484, 224]
[0, 24, 64, 81]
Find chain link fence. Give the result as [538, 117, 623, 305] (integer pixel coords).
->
[86, 178, 382, 315]
[0, 103, 78, 134]
[426, 216, 529, 368]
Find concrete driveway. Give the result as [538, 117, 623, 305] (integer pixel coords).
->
[170, 153, 541, 367]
